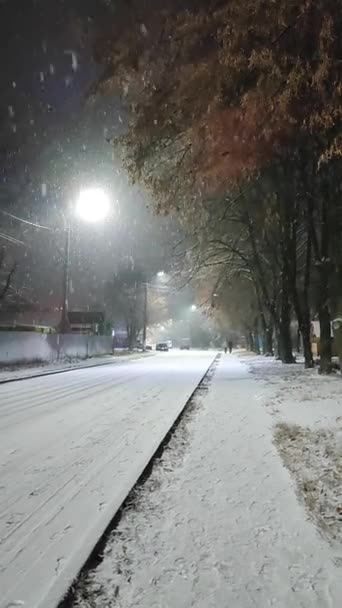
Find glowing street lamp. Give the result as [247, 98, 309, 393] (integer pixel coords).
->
[191, 304, 197, 312]
[75, 188, 110, 223]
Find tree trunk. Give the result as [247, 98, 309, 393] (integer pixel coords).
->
[279, 292, 295, 363]
[292, 304, 313, 368]
[310, 196, 332, 373]
[318, 302, 332, 373]
[280, 185, 312, 367]
[300, 287, 314, 368]
[254, 331, 260, 354]
[278, 321, 294, 363]
[259, 310, 273, 355]
[301, 324, 313, 369]
[301, 195, 314, 368]
[264, 326, 273, 356]
[278, 194, 295, 364]
[127, 322, 136, 351]
[332, 312, 342, 372]
[248, 331, 255, 353]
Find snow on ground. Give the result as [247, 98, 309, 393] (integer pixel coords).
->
[0, 351, 149, 383]
[73, 355, 342, 608]
[243, 354, 342, 554]
[0, 351, 215, 608]
[245, 354, 342, 430]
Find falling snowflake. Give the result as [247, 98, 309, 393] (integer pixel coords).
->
[64, 50, 78, 72]
[8, 106, 15, 118]
[140, 23, 148, 37]
[41, 183, 47, 197]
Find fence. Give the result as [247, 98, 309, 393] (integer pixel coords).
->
[0, 332, 112, 366]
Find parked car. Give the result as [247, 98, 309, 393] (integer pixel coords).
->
[156, 342, 169, 352]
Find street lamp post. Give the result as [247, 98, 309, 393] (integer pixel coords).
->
[142, 272, 168, 349]
[142, 281, 148, 349]
[59, 187, 110, 333]
[59, 221, 72, 333]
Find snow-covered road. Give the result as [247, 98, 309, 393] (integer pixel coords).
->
[0, 350, 216, 608]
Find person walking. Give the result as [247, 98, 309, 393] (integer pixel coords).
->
[228, 340, 233, 354]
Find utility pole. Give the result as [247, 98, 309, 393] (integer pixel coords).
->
[142, 273, 168, 349]
[142, 282, 148, 349]
[59, 222, 71, 333]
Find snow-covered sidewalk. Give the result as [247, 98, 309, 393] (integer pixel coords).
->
[74, 355, 342, 608]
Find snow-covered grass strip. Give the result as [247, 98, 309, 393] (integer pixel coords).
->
[274, 422, 342, 554]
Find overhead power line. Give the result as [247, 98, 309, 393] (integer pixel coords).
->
[0, 232, 26, 246]
[0, 209, 54, 230]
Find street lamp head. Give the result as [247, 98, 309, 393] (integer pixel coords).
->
[157, 271, 165, 278]
[191, 304, 197, 312]
[75, 188, 110, 223]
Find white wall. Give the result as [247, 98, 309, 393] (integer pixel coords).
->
[0, 332, 112, 366]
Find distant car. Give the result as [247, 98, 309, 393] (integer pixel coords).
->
[156, 342, 169, 352]
[180, 338, 190, 350]
[145, 344, 153, 351]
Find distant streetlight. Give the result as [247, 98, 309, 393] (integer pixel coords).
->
[59, 188, 111, 332]
[75, 188, 110, 223]
[191, 304, 197, 312]
[157, 270, 165, 278]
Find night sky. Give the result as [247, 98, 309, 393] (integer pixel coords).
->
[0, 0, 177, 315]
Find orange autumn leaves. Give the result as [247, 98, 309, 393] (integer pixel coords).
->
[94, 0, 341, 205]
